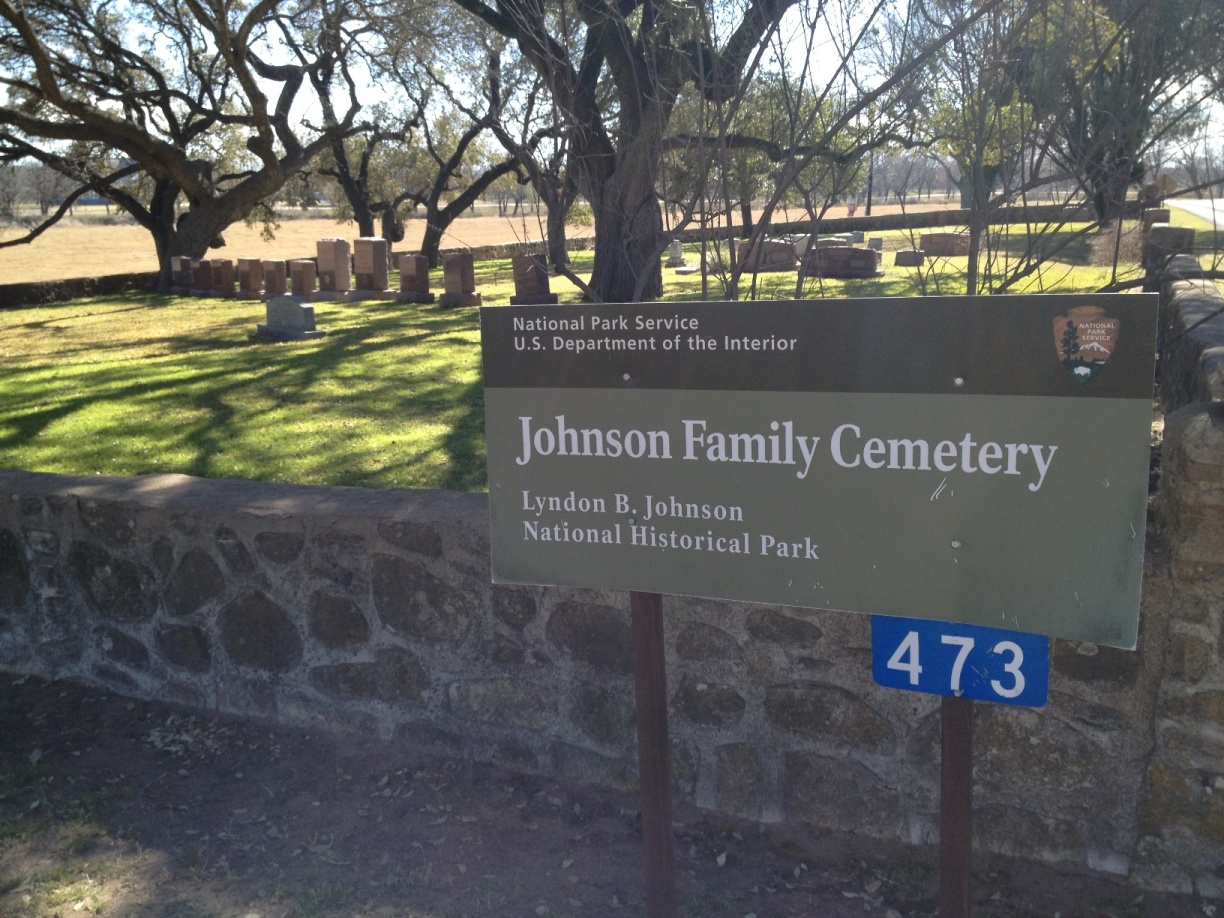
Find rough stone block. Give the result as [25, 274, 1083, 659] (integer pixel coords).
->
[716, 743, 763, 819]
[310, 649, 428, 704]
[674, 673, 744, 726]
[218, 590, 303, 672]
[307, 590, 369, 647]
[1145, 225, 1196, 272]
[764, 684, 894, 753]
[571, 682, 634, 746]
[545, 600, 632, 674]
[371, 553, 471, 643]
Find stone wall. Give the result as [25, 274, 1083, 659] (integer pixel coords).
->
[2, 276, 1224, 896]
[1144, 275, 1224, 893]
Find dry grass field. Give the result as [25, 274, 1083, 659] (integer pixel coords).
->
[0, 207, 576, 284]
[0, 199, 962, 285]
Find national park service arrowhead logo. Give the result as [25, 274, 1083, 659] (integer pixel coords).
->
[1054, 305, 1120, 384]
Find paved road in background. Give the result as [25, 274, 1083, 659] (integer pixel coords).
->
[1169, 197, 1224, 227]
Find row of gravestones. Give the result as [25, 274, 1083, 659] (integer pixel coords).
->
[725, 232, 887, 279]
[172, 237, 561, 310]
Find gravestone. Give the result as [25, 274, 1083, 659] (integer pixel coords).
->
[849, 230, 865, 243]
[815, 236, 852, 249]
[170, 257, 193, 295]
[262, 260, 288, 297]
[919, 232, 970, 257]
[315, 238, 351, 300]
[350, 237, 395, 301]
[397, 253, 435, 303]
[510, 254, 558, 305]
[894, 249, 925, 268]
[190, 259, 214, 297]
[804, 245, 883, 278]
[868, 237, 884, 252]
[237, 258, 264, 300]
[439, 251, 482, 307]
[290, 260, 317, 299]
[665, 240, 686, 268]
[210, 259, 235, 298]
[256, 295, 327, 341]
[732, 237, 797, 272]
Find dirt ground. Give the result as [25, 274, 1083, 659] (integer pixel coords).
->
[0, 675, 1216, 918]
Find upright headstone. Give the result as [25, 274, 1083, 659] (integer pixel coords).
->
[397, 253, 435, 303]
[868, 237, 884, 252]
[510, 254, 558, 305]
[237, 258, 264, 300]
[256, 295, 326, 341]
[665, 240, 686, 268]
[315, 238, 351, 300]
[210, 259, 236, 298]
[439, 251, 482, 307]
[290, 259, 317, 300]
[190, 259, 214, 297]
[262, 260, 288, 297]
[170, 257, 193, 295]
[350, 237, 396, 300]
[894, 249, 925, 268]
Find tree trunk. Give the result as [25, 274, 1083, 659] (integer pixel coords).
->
[546, 198, 569, 272]
[583, 153, 664, 303]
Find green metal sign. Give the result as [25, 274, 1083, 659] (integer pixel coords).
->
[481, 296, 1157, 648]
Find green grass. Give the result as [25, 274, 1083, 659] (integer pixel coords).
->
[0, 231, 1145, 492]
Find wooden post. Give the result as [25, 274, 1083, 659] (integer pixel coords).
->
[630, 590, 678, 918]
[940, 695, 974, 917]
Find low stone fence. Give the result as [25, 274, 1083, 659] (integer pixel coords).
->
[3, 276, 1224, 896]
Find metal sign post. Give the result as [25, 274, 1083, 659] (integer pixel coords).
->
[940, 695, 973, 918]
[631, 590, 678, 918]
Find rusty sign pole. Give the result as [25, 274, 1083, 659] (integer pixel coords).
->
[630, 590, 678, 918]
[939, 695, 974, 917]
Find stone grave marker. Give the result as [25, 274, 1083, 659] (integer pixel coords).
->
[350, 237, 396, 301]
[262, 260, 288, 297]
[804, 245, 884, 278]
[894, 249, 925, 268]
[510, 254, 558, 305]
[256, 295, 327, 341]
[919, 232, 970, 257]
[665, 240, 686, 268]
[237, 258, 264, 300]
[315, 238, 351, 300]
[190, 259, 214, 297]
[170, 257, 193, 295]
[439, 251, 482, 307]
[732, 237, 797, 272]
[868, 237, 884, 252]
[290, 259, 317, 299]
[397, 253, 435, 303]
[210, 259, 236, 298]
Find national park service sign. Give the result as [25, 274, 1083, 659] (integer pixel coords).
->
[1055, 304, 1121, 384]
[481, 294, 1158, 648]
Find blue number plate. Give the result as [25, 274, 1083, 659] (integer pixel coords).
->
[871, 615, 1049, 707]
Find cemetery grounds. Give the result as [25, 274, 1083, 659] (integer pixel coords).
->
[0, 207, 1218, 917]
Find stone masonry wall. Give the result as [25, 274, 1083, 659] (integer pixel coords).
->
[1143, 276, 1224, 894]
[0, 462, 1211, 894]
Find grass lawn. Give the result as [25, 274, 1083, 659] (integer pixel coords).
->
[0, 227, 1157, 492]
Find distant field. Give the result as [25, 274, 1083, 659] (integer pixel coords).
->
[0, 199, 963, 285]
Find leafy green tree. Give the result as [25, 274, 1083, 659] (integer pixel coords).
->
[0, 0, 370, 290]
